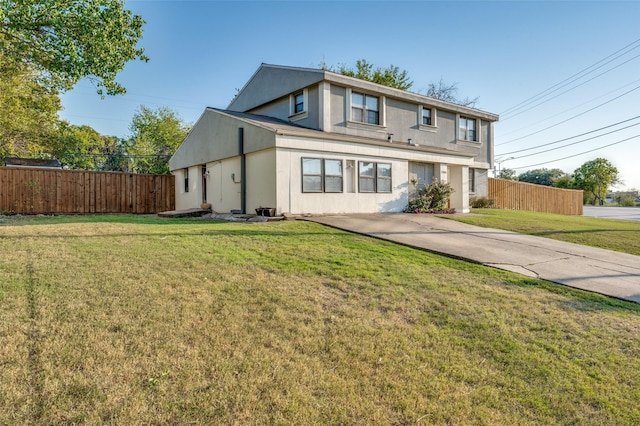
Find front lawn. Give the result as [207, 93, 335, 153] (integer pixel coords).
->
[446, 209, 640, 256]
[1, 215, 639, 424]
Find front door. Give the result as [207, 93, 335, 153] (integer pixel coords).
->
[409, 162, 434, 198]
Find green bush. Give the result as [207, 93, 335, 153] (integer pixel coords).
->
[470, 196, 496, 209]
[621, 196, 636, 207]
[406, 180, 454, 213]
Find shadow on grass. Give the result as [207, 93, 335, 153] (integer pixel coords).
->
[0, 216, 343, 240]
[0, 214, 200, 227]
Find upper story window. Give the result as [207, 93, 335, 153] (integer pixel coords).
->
[459, 116, 477, 142]
[294, 92, 304, 114]
[422, 107, 432, 126]
[289, 88, 308, 120]
[418, 106, 437, 131]
[302, 158, 343, 193]
[358, 161, 391, 193]
[351, 92, 380, 125]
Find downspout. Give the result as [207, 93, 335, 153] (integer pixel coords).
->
[239, 127, 246, 214]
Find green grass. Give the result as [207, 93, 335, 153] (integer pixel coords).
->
[1, 214, 640, 424]
[445, 209, 640, 256]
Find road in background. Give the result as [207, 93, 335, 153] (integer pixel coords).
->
[583, 206, 640, 221]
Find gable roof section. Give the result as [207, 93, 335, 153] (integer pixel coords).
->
[227, 63, 499, 122]
[227, 64, 325, 112]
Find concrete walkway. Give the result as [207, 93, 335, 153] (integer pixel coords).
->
[306, 213, 640, 304]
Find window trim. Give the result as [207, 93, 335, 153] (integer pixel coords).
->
[458, 115, 479, 143]
[301, 157, 344, 193]
[183, 168, 189, 193]
[419, 105, 437, 129]
[289, 88, 308, 121]
[347, 88, 385, 127]
[358, 161, 392, 193]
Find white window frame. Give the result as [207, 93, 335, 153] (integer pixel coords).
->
[457, 115, 480, 143]
[301, 157, 343, 193]
[183, 168, 189, 193]
[289, 88, 308, 121]
[358, 161, 392, 193]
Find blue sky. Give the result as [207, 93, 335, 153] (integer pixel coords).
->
[59, 0, 640, 190]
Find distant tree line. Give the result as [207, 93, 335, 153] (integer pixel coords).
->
[498, 158, 629, 205]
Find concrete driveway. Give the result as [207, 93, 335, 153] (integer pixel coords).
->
[306, 213, 640, 304]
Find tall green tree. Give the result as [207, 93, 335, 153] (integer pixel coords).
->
[573, 158, 620, 205]
[497, 168, 518, 181]
[0, 56, 61, 158]
[552, 174, 575, 189]
[518, 168, 566, 186]
[46, 122, 128, 171]
[128, 106, 190, 175]
[1, 0, 147, 96]
[322, 59, 413, 91]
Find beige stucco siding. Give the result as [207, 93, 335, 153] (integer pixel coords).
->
[246, 149, 277, 213]
[275, 148, 408, 214]
[273, 134, 475, 215]
[174, 166, 202, 210]
[205, 157, 242, 213]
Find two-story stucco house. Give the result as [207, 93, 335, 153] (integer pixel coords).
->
[169, 64, 499, 215]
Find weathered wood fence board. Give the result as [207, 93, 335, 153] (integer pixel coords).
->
[0, 167, 174, 214]
[488, 178, 583, 215]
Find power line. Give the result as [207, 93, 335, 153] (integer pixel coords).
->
[500, 52, 640, 121]
[510, 134, 640, 170]
[497, 115, 640, 156]
[500, 37, 640, 117]
[497, 78, 640, 139]
[507, 122, 640, 160]
[496, 83, 640, 146]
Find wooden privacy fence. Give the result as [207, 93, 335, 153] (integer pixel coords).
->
[0, 167, 175, 214]
[488, 178, 583, 215]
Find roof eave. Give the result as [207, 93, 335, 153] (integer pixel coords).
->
[274, 128, 476, 158]
[323, 71, 499, 122]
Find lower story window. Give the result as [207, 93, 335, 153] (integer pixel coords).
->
[302, 158, 343, 193]
[358, 161, 392, 193]
[469, 168, 476, 193]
